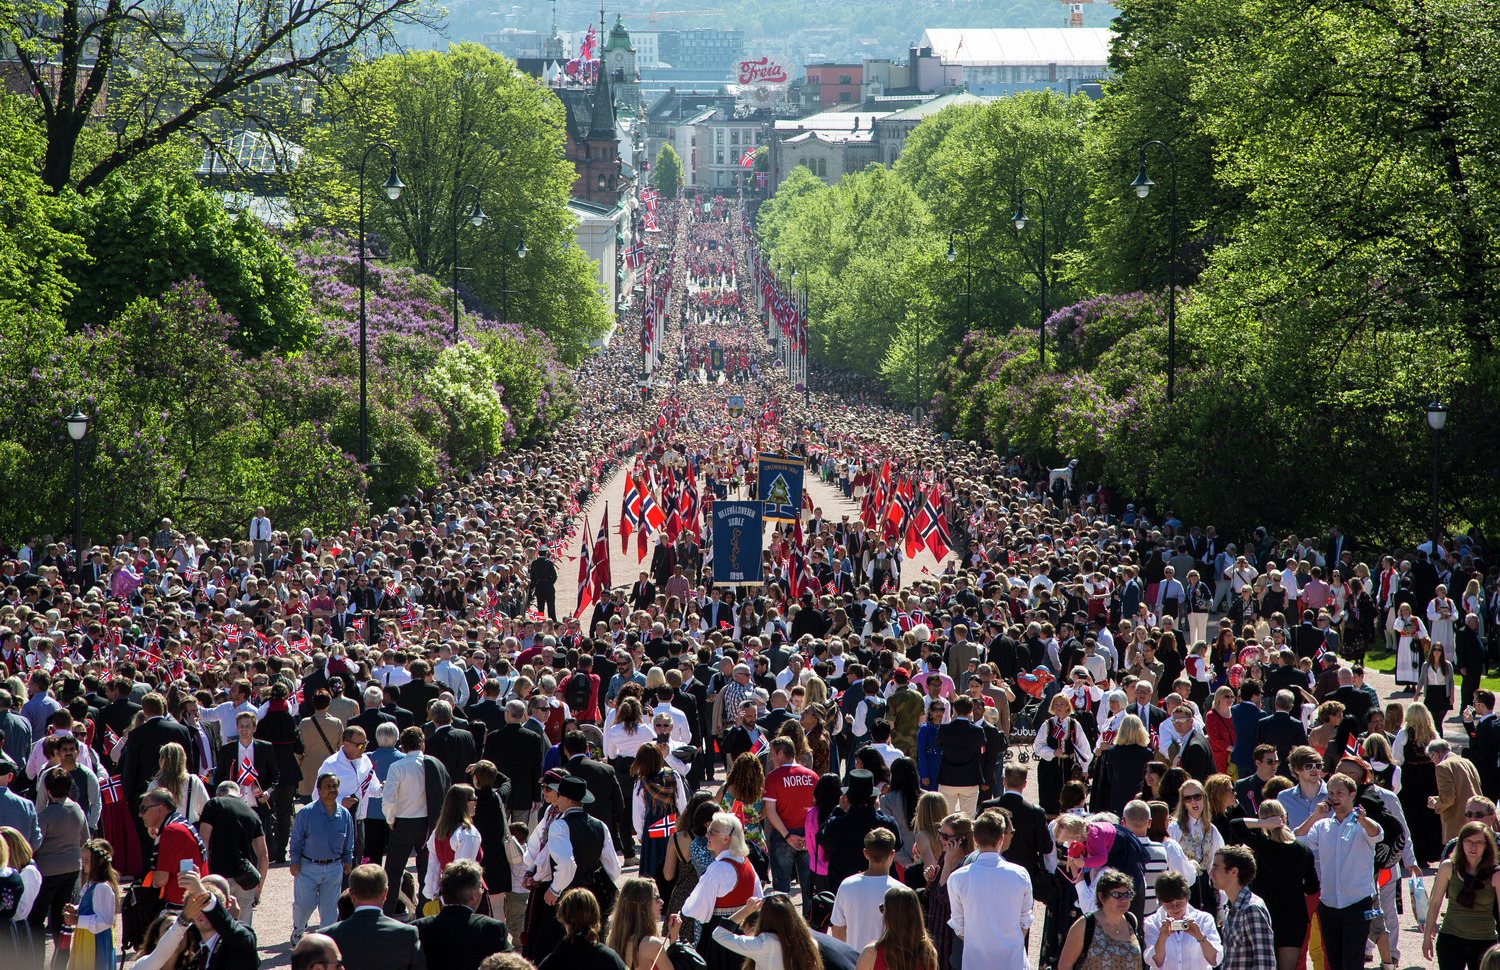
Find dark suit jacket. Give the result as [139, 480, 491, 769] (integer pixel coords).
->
[935, 718, 986, 787]
[562, 753, 623, 831]
[184, 718, 223, 776]
[1466, 713, 1500, 800]
[413, 904, 511, 970]
[422, 755, 451, 826]
[349, 707, 397, 750]
[1178, 731, 1216, 783]
[465, 698, 507, 749]
[630, 581, 657, 611]
[426, 725, 477, 785]
[483, 723, 547, 811]
[214, 738, 280, 792]
[1256, 711, 1309, 774]
[93, 696, 141, 770]
[202, 894, 259, 970]
[326, 906, 428, 970]
[399, 681, 442, 722]
[983, 790, 1053, 883]
[758, 708, 794, 734]
[382, 703, 416, 731]
[120, 715, 192, 805]
[1127, 703, 1169, 734]
[299, 669, 331, 718]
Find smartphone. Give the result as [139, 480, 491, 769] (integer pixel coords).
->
[179, 859, 196, 873]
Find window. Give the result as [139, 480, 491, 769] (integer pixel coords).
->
[731, 130, 740, 146]
[817, 158, 826, 177]
[839, 75, 851, 85]
[716, 172, 724, 186]
[716, 129, 724, 144]
[716, 149, 724, 164]
[839, 91, 851, 102]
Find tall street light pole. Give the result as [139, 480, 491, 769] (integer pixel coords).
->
[1012, 188, 1048, 367]
[1427, 400, 1448, 554]
[358, 142, 404, 466]
[943, 228, 974, 418]
[1130, 140, 1178, 403]
[792, 266, 809, 407]
[451, 184, 487, 340]
[499, 224, 528, 323]
[66, 410, 89, 571]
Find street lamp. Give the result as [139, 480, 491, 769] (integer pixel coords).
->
[941, 229, 974, 417]
[1130, 140, 1178, 402]
[498, 225, 527, 323]
[1427, 400, 1448, 554]
[358, 142, 403, 466]
[1013, 187, 1048, 367]
[450, 183, 487, 340]
[65, 410, 88, 572]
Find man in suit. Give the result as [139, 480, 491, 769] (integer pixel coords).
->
[215, 712, 280, 814]
[325, 864, 427, 970]
[120, 692, 191, 809]
[935, 695, 987, 816]
[179, 695, 223, 779]
[413, 859, 511, 970]
[398, 661, 442, 725]
[1235, 744, 1281, 815]
[349, 686, 397, 752]
[758, 690, 796, 735]
[1256, 689, 1309, 776]
[1127, 681, 1170, 737]
[483, 700, 547, 824]
[1457, 613, 1488, 713]
[1171, 707, 1216, 783]
[630, 570, 657, 611]
[181, 871, 259, 970]
[1463, 690, 1500, 801]
[981, 764, 1053, 896]
[298, 655, 334, 719]
[424, 700, 476, 785]
[464, 680, 507, 746]
[1323, 527, 1351, 572]
[558, 729, 625, 851]
[1431, 738, 1484, 842]
[381, 688, 416, 731]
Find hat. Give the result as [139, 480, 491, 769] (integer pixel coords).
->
[842, 769, 876, 801]
[549, 775, 594, 804]
[542, 768, 570, 787]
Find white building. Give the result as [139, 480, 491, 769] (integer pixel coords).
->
[914, 28, 1111, 95]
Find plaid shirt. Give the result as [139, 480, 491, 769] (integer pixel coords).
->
[722, 677, 751, 726]
[1219, 886, 1277, 970]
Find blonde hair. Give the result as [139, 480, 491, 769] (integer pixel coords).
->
[0, 827, 33, 867]
[1114, 714, 1150, 749]
[155, 742, 190, 802]
[803, 676, 829, 707]
[914, 792, 949, 855]
[1257, 799, 1294, 844]
[1404, 703, 1438, 746]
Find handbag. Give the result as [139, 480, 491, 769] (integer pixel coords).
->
[1409, 874, 1429, 924]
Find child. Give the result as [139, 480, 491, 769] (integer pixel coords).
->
[505, 821, 531, 942]
[65, 839, 120, 970]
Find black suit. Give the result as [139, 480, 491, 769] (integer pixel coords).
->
[630, 580, 657, 611]
[563, 753, 624, 836]
[1127, 703, 1169, 735]
[982, 790, 1052, 888]
[399, 681, 442, 722]
[935, 718, 987, 788]
[120, 715, 191, 805]
[1177, 730, 1216, 783]
[326, 907, 428, 970]
[413, 904, 512, 970]
[465, 698, 507, 750]
[382, 702, 416, 731]
[1235, 772, 1275, 816]
[1256, 711, 1309, 775]
[299, 669, 332, 718]
[201, 894, 259, 970]
[214, 738, 280, 792]
[93, 697, 140, 772]
[1466, 713, 1500, 801]
[758, 708, 794, 734]
[426, 725, 477, 785]
[349, 707, 397, 750]
[483, 723, 547, 812]
[183, 718, 223, 777]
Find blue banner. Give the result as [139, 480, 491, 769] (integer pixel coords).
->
[758, 453, 804, 523]
[728, 394, 745, 418]
[712, 502, 763, 585]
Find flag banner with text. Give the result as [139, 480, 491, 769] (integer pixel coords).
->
[713, 502, 763, 585]
[758, 453, 804, 523]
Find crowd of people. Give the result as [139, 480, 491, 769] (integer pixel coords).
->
[0, 194, 1494, 970]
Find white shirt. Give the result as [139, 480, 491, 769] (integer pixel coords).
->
[869, 743, 905, 770]
[375, 664, 412, 688]
[632, 771, 689, 837]
[711, 928, 785, 970]
[948, 852, 1032, 970]
[831, 871, 903, 951]
[1144, 904, 1223, 970]
[250, 517, 272, 542]
[653, 702, 692, 744]
[433, 658, 470, 707]
[424, 825, 482, 898]
[320, 750, 383, 820]
[381, 751, 429, 823]
[683, 851, 764, 922]
[204, 699, 256, 735]
[605, 722, 652, 760]
[547, 808, 624, 893]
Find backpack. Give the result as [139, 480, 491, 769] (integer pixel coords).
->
[1081, 910, 1140, 956]
[1359, 786, 1408, 873]
[565, 671, 593, 715]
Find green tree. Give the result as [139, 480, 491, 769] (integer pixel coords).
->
[61, 173, 311, 354]
[0, 94, 83, 322]
[653, 144, 683, 200]
[296, 44, 608, 363]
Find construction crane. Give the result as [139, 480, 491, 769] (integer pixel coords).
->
[647, 0, 726, 23]
[1051, 0, 1094, 28]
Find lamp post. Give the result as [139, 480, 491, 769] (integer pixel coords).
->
[791, 266, 809, 406]
[357, 142, 404, 466]
[1426, 400, 1448, 554]
[498, 224, 528, 323]
[65, 410, 89, 571]
[1012, 187, 1048, 367]
[450, 183, 487, 340]
[942, 229, 974, 417]
[1130, 140, 1178, 403]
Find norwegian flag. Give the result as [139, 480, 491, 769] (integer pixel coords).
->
[622, 478, 641, 553]
[751, 733, 769, 755]
[923, 489, 952, 561]
[625, 244, 646, 269]
[739, 149, 755, 167]
[640, 490, 666, 532]
[236, 755, 258, 789]
[1344, 736, 1362, 762]
[357, 767, 376, 798]
[104, 725, 122, 751]
[647, 814, 677, 838]
[575, 512, 595, 618]
[591, 508, 612, 606]
[100, 774, 123, 805]
[1314, 641, 1334, 665]
[637, 517, 649, 563]
[905, 489, 931, 561]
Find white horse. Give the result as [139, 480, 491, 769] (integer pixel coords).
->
[1048, 459, 1079, 496]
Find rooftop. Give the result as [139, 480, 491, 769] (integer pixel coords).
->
[919, 28, 1112, 67]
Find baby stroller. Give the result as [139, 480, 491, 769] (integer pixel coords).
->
[1004, 666, 1056, 763]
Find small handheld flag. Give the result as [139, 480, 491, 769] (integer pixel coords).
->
[647, 814, 677, 838]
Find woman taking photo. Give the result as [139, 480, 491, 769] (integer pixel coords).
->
[1059, 868, 1142, 970]
[855, 885, 935, 970]
[682, 813, 765, 970]
[710, 892, 823, 970]
[1421, 821, 1500, 970]
[924, 813, 973, 970]
[1102, 715, 1154, 818]
[607, 877, 677, 970]
[539, 888, 631, 970]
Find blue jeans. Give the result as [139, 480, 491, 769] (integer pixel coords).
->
[767, 827, 811, 907]
[292, 860, 344, 933]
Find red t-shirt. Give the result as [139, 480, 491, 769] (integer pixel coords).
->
[155, 822, 205, 905]
[763, 764, 820, 831]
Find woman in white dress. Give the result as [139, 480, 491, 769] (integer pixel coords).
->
[1392, 602, 1428, 687]
[1426, 584, 1457, 664]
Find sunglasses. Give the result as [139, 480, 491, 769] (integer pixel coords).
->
[1466, 810, 1495, 819]
[1183, 793, 1204, 802]
[1107, 890, 1135, 900]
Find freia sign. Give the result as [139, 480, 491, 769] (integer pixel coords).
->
[739, 57, 789, 85]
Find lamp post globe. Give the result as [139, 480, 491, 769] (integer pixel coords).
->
[66, 409, 89, 571]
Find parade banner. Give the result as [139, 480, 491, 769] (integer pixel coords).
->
[728, 395, 745, 418]
[758, 453, 804, 523]
[713, 501, 763, 585]
[711, 347, 725, 371]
